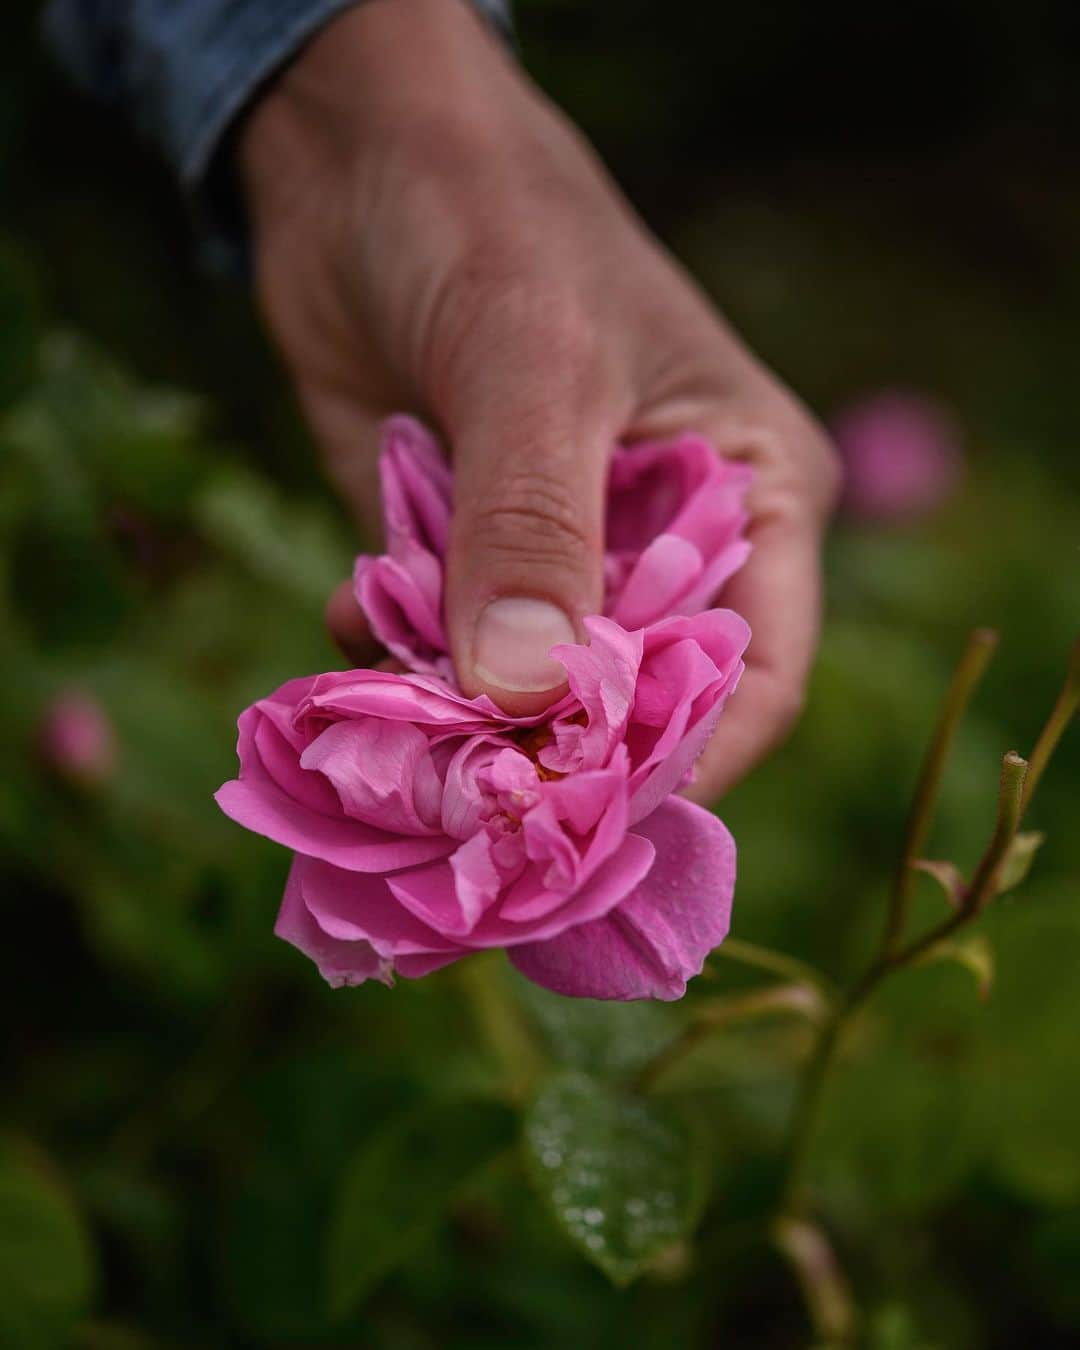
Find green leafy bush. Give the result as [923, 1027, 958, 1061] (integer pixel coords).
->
[3, 12, 1079, 1331]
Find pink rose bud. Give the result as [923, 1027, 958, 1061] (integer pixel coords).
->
[831, 392, 964, 523]
[39, 690, 117, 787]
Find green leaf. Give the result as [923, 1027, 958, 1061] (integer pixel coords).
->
[996, 830, 1045, 893]
[509, 970, 679, 1078]
[523, 1071, 710, 1286]
[0, 1139, 96, 1349]
[910, 858, 966, 905]
[915, 932, 995, 998]
[326, 1097, 515, 1320]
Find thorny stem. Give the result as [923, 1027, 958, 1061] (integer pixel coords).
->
[779, 749, 1029, 1216]
[761, 636, 1075, 1341]
[881, 628, 999, 957]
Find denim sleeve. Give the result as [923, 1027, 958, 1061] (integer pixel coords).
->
[43, 0, 514, 258]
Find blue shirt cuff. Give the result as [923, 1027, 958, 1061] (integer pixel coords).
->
[44, 0, 515, 266]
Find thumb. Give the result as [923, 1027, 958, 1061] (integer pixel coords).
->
[442, 329, 618, 714]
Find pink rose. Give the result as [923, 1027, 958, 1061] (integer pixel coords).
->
[832, 392, 963, 523]
[216, 419, 751, 1000]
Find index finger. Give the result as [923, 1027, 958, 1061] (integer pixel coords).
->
[685, 499, 827, 803]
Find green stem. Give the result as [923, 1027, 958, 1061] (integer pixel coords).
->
[963, 751, 1028, 912]
[774, 636, 1078, 1337]
[881, 628, 998, 956]
[633, 983, 824, 1095]
[455, 956, 545, 1103]
[773, 1215, 858, 1347]
[1021, 635, 1080, 815]
[779, 749, 1028, 1215]
[710, 937, 838, 1001]
[776, 984, 870, 1216]
[633, 939, 838, 1098]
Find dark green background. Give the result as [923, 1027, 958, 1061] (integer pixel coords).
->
[2, 2, 1078, 1346]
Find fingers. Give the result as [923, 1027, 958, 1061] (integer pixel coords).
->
[686, 421, 839, 802]
[438, 286, 625, 714]
[686, 517, 823, 802]
[325, 579, 383, 668]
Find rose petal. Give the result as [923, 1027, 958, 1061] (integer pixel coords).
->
[380, 414, 453, 555]
[627, 609, 750, 823]
[676, 537, 752, 616]
[350, 418, 454, 674]
[608, 534, 703, 630]
[542, 617, 642, 773]
[509, 796, 735, 1000]
[214, 778, 452, 874]
[300, 717, 443, 835]
[274, 858, 393, 988]
[504, 759, 630, 919]
[605, 437, 752, 624]
[297, 668, 573, 732]
[666, 458, 752, 557]
[440, 736, 523, 840]
[215, 701, 454, 872]
[252, 709, 342, 817]
[354, 548, 448, 673]
[479, 830, 655, 946]
[387, 832, 501, 938]
[394, 951, 464, 979]
[299, 856, 461, 958]
[605, 435, 716, 552]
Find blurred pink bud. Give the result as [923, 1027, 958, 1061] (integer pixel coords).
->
[39, 690, 117, 787]
[831, 392, 964, 523]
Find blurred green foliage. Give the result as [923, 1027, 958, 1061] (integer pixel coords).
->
[3, 2, 1079, 1346]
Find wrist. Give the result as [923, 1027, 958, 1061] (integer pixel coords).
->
[240, 0, 518, 235]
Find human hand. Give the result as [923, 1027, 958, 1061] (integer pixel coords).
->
[240, 0, 839, 801]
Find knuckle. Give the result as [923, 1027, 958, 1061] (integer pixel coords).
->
[773, 402, 843, 512]
[463, 468, 595, 570]
[799, 422, 844, 514]
[729, 404, 842, 519]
